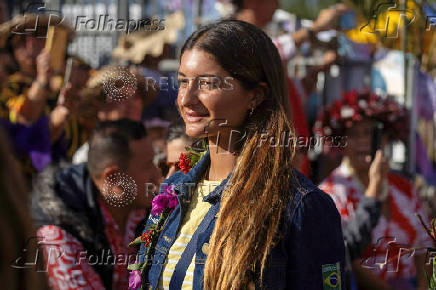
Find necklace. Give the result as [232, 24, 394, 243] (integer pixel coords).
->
[198, 177, 206, 197]
[198, 168, 211, 197]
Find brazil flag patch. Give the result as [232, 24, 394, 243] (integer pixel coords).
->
[322, 262, 341, 290]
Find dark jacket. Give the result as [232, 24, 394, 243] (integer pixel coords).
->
[32, 163, 145, 289]
[137, 151, 346, 289]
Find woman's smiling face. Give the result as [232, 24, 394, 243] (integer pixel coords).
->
[177, 48, 255, 139]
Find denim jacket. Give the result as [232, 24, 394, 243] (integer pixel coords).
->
[137, 151, 346, 289]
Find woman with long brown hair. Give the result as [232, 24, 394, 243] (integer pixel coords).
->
[130, 19, 345, 289]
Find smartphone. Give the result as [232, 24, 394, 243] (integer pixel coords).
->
[339, 11, 356, 30]
[45, 26, 68, 72]
[62, 57, 73, 86]
[371, 122, 384, 160]
[57, 57, 73, 106]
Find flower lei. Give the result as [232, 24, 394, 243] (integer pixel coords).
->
[314, 90, 409, 142]
[127, 184, 177, 289]
[127, 140, 207, 289]
[177, 139, 208, 174]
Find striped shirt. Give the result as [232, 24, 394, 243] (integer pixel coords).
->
[158, 179, 220, 289]
[319, 159, 433, 281]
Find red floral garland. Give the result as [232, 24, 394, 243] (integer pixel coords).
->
[314, 90, 409, 142]
[178, 153, 192, 174]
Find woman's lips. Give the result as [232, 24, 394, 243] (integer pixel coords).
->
[185, 111, 208, 122]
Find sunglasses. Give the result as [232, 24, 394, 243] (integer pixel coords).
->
[158, 160, 180, 177]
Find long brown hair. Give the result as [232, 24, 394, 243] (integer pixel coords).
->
[0, 127, 48, 289]
[181, 20, 297, 289]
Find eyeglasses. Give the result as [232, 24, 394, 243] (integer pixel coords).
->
[157, 160, 180, 177]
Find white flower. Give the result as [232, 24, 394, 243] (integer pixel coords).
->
[341, 106, 355, 118]
[358, 99, 368, 109]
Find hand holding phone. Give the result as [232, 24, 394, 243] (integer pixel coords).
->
[367, 149, 390, 201]
[371, 122, 384, 161]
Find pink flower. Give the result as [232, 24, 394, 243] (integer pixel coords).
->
[129, 270, 141, 290]
[151, 185, 178, 215]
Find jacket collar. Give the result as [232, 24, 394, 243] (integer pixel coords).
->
[175, 150, 232, 204]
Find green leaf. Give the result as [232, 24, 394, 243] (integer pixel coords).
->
[190, 154, 199, 165]
[431, 260, 436, 289]
[432, 218, 436, 238]
[185, 147, 200, 155]
[425, 260, 436, 290]
[127, 263, 144, 271]
[416, 213, 435, 242]
[129, 236, 143, 247]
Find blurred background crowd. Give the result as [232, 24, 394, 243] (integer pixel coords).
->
[0, 0, 435, 289]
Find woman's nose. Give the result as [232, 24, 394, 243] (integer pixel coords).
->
[178, 78, 199, 107]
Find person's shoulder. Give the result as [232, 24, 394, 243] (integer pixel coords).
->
[286, 170, 340, 224]
[34, 161, 80, 193]
[282, 171, 345, 274]
[32, 163, 90, 228]
[290, 169, 332, 202]
[57, 162, 88, 178]
[33, 162, 90, 213]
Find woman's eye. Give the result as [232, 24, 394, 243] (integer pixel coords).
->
[199, 80, 209, 90]
[199, 78, 215, 90]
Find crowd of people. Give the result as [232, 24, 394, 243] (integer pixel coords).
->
[0, 0, 434, 290]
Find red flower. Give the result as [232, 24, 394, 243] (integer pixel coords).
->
[352, 113, 362, 121]
[344, 91, 358, 105]
[141, 230, 153, 247]
[369, 93, 379, 105]
[314, 90, 409, 148]
[178, 153, 192, 174]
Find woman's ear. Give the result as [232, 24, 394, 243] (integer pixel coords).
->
[250, 82, 268, 109]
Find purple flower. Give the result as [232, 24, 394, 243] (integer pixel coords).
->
[128, 270, 141, 290]
[151, 185, 178, 215]
[162, 184, 176, 195]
